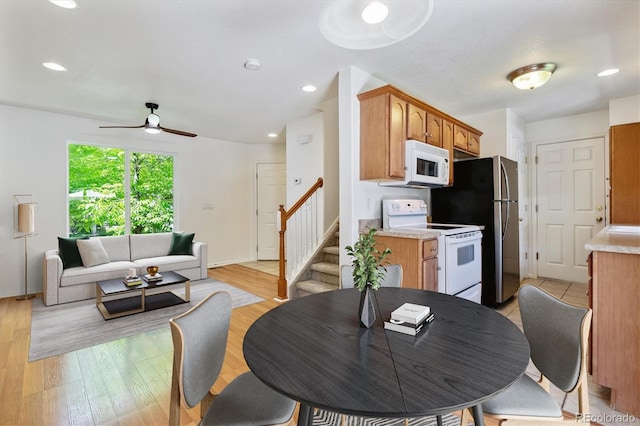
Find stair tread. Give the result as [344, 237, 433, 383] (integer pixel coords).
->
[323, 246, 340, 255]
[296, 279, 339, 293]
[310, 262, 339, 275]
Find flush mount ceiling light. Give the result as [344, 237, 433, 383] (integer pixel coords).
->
[319, 0, 434, 50]
[507, 63, 557, 90]
[301, 84, 317, 92]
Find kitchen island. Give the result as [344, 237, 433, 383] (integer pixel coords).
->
[585, 225, 640, 417]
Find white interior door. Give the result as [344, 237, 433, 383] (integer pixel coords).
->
[514, 138, 529, 281]
[536, 138, 605, 283]
[257, 163, 286, 260]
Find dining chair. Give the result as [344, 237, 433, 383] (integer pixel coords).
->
[460, 284, 592, 425]
[340, 263, 403, 288]
[169, 291, 296, 426]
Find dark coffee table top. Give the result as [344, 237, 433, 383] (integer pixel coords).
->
[97, 271, 189, 295]
[244, 287, 530, 419]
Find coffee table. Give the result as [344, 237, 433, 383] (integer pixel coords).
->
[96, 271, 190, 320]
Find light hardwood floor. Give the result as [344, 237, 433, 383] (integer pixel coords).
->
[0, 266, 622, 425]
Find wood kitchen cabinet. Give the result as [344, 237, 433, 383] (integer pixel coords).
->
[358, 85, 482, 183]
[590, 248, 640, 416]
[375, 235, 438, 291]
[359, 91, 407, 181]
[609, 122, 640, 224]
[453, 125, 481, 156]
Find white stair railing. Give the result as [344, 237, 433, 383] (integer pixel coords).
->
[277, 177, 323, 300]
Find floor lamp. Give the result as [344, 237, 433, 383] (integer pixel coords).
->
[14, 195, 36, 300]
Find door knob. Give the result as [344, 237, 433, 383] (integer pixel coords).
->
[596, 216, 603, 223]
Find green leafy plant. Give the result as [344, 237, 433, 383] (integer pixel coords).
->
[345, 228, 392, 291]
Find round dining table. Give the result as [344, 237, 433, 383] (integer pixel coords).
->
[243, 287, 529, 426]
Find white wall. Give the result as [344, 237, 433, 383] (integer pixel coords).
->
[527, 109, 610, 143]
[0, 104, 284, 298]
[609, 95, 640, 125]
[338, 66, 429, 266]
[463, 109, 509, 158]
[320, 98, 340, 231]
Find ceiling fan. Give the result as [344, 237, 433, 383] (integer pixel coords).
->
[99, 102, 197, 137]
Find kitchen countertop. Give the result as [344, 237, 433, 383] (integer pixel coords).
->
[585, 225, 640, 254]
[374, 227, 441, 239]
[359, 219, 482, 240]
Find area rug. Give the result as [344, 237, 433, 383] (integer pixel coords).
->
[29, 278, 263, 362]
[313, 410, 459, 425]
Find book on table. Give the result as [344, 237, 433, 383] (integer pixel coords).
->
[143, 273, 163, 282]
[384, 312, 435, 336]
[391, 302, 431, 325]
[123, 276, 143, 286]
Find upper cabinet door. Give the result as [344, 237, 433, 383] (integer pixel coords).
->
[407, 103, 427, 143]
[426, 113, 443, 148]
[388, 95, 408, 178]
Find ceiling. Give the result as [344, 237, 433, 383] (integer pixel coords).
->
[1, 0, 638, 144]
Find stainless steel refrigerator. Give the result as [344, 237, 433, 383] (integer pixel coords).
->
[431, 156, 519, 307]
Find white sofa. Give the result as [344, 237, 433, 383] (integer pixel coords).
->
[43, 233, 208, 306]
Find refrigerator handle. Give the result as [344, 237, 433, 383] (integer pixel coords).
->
[501, 161, 510, 241]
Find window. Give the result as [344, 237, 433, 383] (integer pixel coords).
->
[68, 144, 175, 236]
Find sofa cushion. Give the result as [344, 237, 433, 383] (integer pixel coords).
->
[133, 255, 200, 272]
[130, 233, 173, 260]
[58, 236, 89, 269]
[60, 260, 137, 287]
[168, 232, 195, 255]
[77, 238, 110, 267]
[97, 235, 131, 262]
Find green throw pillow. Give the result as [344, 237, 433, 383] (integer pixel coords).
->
[58, 236, 89, 269]
[168, 232, 194, 255]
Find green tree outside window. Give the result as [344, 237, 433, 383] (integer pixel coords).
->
[68, 144, 174, 236]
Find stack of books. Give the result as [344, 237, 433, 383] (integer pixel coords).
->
[384, 302, 435, 336]
[123, 276, 143, 286]
[143, 273, 163, 282]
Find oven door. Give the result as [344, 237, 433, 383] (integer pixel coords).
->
[444, 232, 482, 295]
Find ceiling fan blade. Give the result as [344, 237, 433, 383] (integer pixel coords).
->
[99, 124, 145, 129]
[159, 125, 197, 138]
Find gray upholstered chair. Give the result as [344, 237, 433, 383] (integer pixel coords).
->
[169, 291, 296, 426]
[340, 264, 403, 288]
[461, 284, 592, 425]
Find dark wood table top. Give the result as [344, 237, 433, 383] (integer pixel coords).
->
[243, 287, 529, 419]
[97, 270, 188, 295]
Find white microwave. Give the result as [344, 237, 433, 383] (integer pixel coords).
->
[380, 140, 449, 188]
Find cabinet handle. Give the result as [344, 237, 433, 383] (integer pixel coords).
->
[431, 247, 437, 252]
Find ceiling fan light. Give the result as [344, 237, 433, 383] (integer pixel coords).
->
[362, 1, 389, 24]
[507, 63, 557, 90]
[144, 127, 161, 134]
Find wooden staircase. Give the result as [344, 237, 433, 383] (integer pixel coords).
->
[294, 225, 341, 298]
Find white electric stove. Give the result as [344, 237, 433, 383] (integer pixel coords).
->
[381, 199, 482, 303]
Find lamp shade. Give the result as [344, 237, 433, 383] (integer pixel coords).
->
[17, 203, 36, 234]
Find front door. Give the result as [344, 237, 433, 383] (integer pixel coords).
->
[535, 138, 605, 283]
[256, 163, 286, 260]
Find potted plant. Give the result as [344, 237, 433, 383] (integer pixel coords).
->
[345, 228, 391, 328]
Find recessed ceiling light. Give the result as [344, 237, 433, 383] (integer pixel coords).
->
[268, 133, 278, 138]
[48, 0, 77, 9]
[597, 68, 619, 77]
[362, 1, 389, 24]
[42, 62, 67, 71]
[244, 59, 261, 71]
[301, 85, 317, 92]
